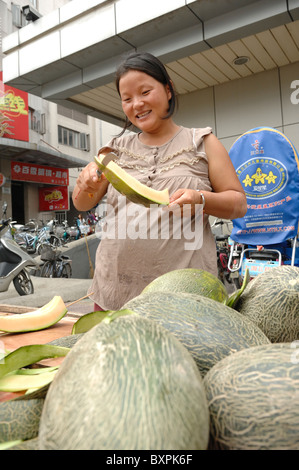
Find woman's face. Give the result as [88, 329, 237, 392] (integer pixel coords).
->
[119, 70, 172, 134]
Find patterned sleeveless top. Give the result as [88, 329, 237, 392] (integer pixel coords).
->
[89, 126, 217, 310]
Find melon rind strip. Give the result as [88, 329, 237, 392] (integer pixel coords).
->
[0, 370, 58, 392]
[0, 344, 70, 379]
[95, 155, 169, 207]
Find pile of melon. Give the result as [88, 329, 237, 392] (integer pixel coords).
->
[0, 265, 298, 450]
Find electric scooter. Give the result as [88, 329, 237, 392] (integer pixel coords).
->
[0, 202, 39, 295]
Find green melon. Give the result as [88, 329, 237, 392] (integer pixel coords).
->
[204, 342, 299, 450]
[124, 291, 270, 377]
[47, 334, 84, 349]
[235, 265, 299, 342]
[0, 398, 44, 445]
[39, 315, 209, 450]
[142, 268, 228, 304]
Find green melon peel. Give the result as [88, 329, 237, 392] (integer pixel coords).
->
[0, 344, 70, 379]
[7, 366, 59, 376]
[0, 440, 23, 450]
[0, 370, 58, 393]
[72, 309, 136, 334]
[226, 268, 250, 309]
[102, 309, 136, 324]
[71, 310, 113, 334]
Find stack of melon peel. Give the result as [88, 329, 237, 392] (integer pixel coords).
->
[0, 294, 91, 397]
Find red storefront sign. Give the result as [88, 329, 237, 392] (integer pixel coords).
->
[39, 186, 69, 211]
[0, 72, 29, 142]
[0, 173, 6, 187]
[11, 161, 69, 186]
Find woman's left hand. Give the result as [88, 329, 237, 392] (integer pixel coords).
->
[167, 188, 203, 217]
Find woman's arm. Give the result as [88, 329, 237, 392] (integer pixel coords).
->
[168, 133, 247, 220]
[72, 162, 109, 212]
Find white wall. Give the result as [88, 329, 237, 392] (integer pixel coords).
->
[175, 61, 299, 154]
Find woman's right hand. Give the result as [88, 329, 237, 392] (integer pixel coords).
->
[76, 162, 106, 193]
[72, 162, 109, 211]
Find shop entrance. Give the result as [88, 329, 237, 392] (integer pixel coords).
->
[11, 181, 25, 224]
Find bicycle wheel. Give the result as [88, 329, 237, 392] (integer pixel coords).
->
[40, 261, 54, 278]
[59, 263, 72, 278]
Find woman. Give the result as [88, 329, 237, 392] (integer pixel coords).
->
[73, 51, 247, 310]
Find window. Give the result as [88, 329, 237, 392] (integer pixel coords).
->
[29, 108, 45, 134]
[58, 125, 90, 151]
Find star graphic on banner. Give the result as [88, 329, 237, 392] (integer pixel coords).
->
[243, 174, 253, 187]
[265, 171, 277, 184]
[252, 167, 267, 184]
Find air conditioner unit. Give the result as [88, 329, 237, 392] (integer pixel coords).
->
[22, 5, 41, 22]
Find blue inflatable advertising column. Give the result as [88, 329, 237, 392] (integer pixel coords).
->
[229, 127, 299, 246]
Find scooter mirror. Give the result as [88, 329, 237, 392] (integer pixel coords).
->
[2, 202, 7, 215]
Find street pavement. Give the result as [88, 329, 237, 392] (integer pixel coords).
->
[0, 275, 95, 314]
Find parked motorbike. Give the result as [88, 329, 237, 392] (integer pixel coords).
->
[0, 203, 39, 295]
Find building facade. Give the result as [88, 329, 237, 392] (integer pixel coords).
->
[1, 1, 299, 227]
[0, 0, 120, 225]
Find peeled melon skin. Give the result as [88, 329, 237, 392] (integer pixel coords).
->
[39, 315, 209, 450]
[235, 266, 299, 342]
[9, 437, 39, 450]
[142, 268, 228, 304]
[124, 291, 270, 377]
[204, 343, 299, 450]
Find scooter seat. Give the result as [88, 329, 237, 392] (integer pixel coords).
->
[216, 235, 229, 242]
[248, 250, 279, 261]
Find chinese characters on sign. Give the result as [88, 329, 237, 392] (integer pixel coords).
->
[0, 72, 29, 142]
[11, 161, 69, 186]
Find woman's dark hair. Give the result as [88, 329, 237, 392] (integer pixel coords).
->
[115, 51, 177, 135]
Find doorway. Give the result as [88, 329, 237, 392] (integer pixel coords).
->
[11, 181, 25, 224]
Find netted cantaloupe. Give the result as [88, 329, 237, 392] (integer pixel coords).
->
[204, 342, 299, 450]
[39, 315, 209, 450]
[124, 291, 270, 377]
[0, 398, 44, 445]
[235, 265, 299, 342]
[142, 268, 228, 304]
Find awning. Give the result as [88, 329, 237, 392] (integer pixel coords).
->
[2, 0, 299, 126]
[0, 137, 87, 169]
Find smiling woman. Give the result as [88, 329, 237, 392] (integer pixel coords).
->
[72, 51, 247, 311]
[118, 70, 178, 146]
